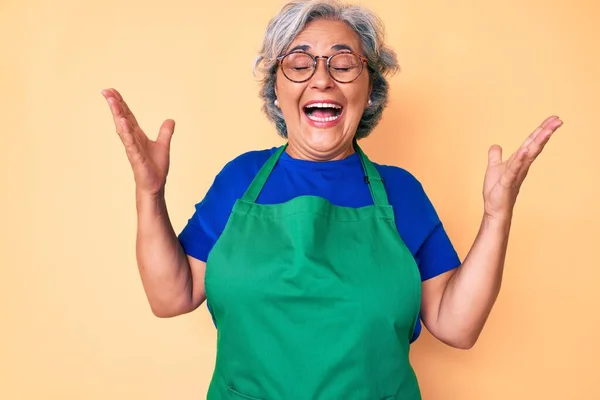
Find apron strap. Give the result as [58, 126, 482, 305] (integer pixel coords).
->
[353, 142, 390, 208]
[241, 144, 288, 203]
[241, 141, 390, 207]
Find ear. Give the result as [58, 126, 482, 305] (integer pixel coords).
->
[273, 85, 280, 108]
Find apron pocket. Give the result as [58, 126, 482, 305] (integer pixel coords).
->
[227, 385, 395, 400]
[226, 384, 265, 400]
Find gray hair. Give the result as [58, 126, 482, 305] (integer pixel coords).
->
[254, 0, 399, 139]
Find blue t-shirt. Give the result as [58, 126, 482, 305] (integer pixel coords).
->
[178, 146, 461, 342]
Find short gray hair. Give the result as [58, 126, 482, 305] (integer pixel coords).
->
[254, 0, 399, 139]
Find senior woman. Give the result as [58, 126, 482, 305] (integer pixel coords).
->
[102, 0, 562, 398]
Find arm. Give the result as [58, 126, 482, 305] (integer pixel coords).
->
[421, 215, 510, 349]
[421, 115, 563, 349]
[136, 190, 206, 318]
[102, 88, 205, 318]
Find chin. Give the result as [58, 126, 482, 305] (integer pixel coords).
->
[294, 126, 354, 160]
[304, 131, 346, 150]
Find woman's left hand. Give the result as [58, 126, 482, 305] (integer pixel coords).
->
[482, 115, 564, 222]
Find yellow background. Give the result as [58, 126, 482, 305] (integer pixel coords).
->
[2, 0, 599, 398]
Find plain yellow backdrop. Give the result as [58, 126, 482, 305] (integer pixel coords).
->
[1, 0, 599, 398]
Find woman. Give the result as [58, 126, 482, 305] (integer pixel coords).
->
[102, 0, 562, 398]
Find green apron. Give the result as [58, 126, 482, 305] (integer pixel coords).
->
[204, 142, 423, 400]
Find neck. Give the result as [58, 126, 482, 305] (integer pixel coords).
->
[285, 139, 356, 161]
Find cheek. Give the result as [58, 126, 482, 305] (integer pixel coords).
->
[345, 74, 370, 102]
[276, 82, 303, 109]
[276, 71, 299, 95]
[344, 88, 369, 114]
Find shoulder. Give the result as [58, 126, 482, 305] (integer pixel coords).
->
[178, 147, 281, 261]
[209, 147, 280, 191]
[218, 147, 279, 177]
[373, 162, 427, 196]
[372, 161, 441, 224]
[190, 146, 280, 211]
[370, 161, 460, 283]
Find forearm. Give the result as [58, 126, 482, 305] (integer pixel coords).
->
[135, 189, 193, 317]
[437, 214, 512, 348]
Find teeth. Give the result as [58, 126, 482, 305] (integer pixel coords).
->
[307, 114, 341, 122]
[305, 102, 342, 109]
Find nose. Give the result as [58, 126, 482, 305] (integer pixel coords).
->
[309, 56, 334, 90]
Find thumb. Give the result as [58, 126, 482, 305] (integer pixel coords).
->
[156, 119, 175, 148]
[487, 144, 503, 167]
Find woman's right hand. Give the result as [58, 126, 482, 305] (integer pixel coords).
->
[102, 88, 175, 197]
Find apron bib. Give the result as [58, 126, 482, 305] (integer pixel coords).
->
[204, 143, 423, 400]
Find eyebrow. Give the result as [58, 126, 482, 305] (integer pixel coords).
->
[331, 44, 353, 52]
[287, 43, 355, 53]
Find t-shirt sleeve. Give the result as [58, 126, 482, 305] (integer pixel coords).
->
[381, 166, 461, 281]
[416, 222, 461, 281]
[411, 182, 461, 281]
[177, 162, 240, 262]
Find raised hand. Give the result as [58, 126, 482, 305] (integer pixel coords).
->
[483, 115, 564, 222]
[101, 88, 175, 197]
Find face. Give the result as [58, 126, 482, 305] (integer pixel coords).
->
[275, 19, 371, 161]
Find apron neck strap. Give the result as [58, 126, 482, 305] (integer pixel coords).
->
[241, 141, 390, 207]
[241, 144, 287, 203]
[353, 140, 390, 207]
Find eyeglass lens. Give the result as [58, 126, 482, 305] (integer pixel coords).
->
[281, 53, 362, 83]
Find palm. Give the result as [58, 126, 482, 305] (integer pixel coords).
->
[130, 125, 170, 191]
[483, 156, 517, 219]
[482, 115, 563, 221]
[102, 88, 175, 195]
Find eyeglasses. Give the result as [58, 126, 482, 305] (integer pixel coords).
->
[276, 51, 368, 83]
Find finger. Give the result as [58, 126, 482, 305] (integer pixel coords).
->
[499, 146, 529, 188]
[118, 117, 147, 167]
[156, 119, 175, 148]
[104, 95, 145, 150]
[520, 115, 559, 148]
[116, 116, 133, 147]
[487, 144, 503, 167]
[520, 127, 542, 149]
[102, 93, 125, 131]
[507, 117, 563, 185]
[102, 89, 148, 149]
[525, 117, 563, 158]
[102, 88, 140, 129]
[118, 96, 140, 129]
[540, 115, 560, 127]
[110, 89, 140, 129]
[101, 88, 122, 105]
[107, 88, 123, 101]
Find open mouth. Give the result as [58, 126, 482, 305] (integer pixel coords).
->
[303, 102, 343, 123]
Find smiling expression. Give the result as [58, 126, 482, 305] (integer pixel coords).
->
[275, 19, 371, 161]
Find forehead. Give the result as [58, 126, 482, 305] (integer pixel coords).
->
[286, 19, 363, 54]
